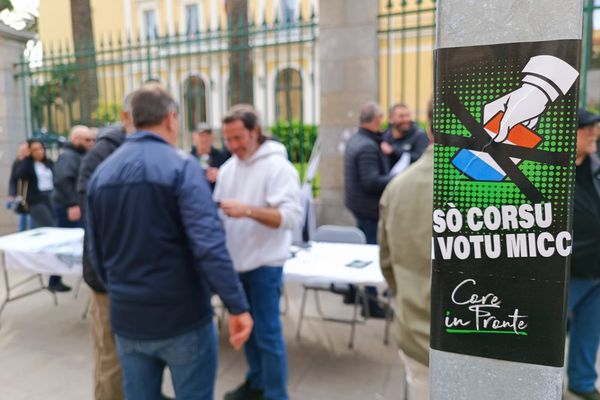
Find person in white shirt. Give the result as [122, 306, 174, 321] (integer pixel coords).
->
[12, 140, 61, 291]
[215, 104, 302, 400]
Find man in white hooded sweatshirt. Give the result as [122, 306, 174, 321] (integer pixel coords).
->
[215, 104, 302, 400]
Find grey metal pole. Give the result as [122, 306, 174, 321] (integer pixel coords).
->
[431, 1, 583, 400]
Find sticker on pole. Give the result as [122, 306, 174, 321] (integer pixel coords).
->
[431, 40, 580, 367]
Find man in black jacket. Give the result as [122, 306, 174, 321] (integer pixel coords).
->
[566, 109, 600, 400]
[50, 125, 95, 292]
[381, 103, 429, 169]
[76, 96, 133, 400]
[344, 101, 392, 243]
[344, 101, 392, 318]
[191, 125, 230, 191]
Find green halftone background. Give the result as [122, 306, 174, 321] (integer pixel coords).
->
[434, 60, 577, 232]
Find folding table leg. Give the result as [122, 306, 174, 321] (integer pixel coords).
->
[280, 284, 289, 315]
[313, 290, 325, 317]
[296, 286, 309, 341]
[38, 274, 58, 306]
[73, 277, 83, 299]
[81, 296, 91, 320]
[349, 287, 361, 349]
[383, 291, 393, 346]
[0, 265, 10, 322]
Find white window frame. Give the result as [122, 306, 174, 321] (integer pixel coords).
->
[137, 0, 161, 40]
[179, 0, 206, 35]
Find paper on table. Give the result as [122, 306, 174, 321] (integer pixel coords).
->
[284, 242, 384, 286]
[390, 152, 411, 176]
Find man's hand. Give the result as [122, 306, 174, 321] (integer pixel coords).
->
[205, 167, 219, 183]
[228, 312, 253, 350]
[220, 199, 250, 219]
[380, 141, 393, 155]
[67, 205, 81, 222]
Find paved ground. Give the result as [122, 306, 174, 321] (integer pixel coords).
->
[1, 272, 594, 400]
[0, 273, 404, 400]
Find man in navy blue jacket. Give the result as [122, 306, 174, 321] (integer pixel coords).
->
[87, 83, 253, 400]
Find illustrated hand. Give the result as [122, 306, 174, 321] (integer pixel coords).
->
[483, 85, 548, 143]
[220, 199, 250, 219]
[67, 205, 81, 222]
[228, 312, 253, 350]
[380, 142, 393, 156]
[205, 167, 219, 183]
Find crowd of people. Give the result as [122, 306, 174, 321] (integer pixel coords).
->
[9, 125, 96, 292]
[13, 83, 299, 400]
[5, 82, 600, 400]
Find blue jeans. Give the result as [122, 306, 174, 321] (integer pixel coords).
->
[567, 278, 600, 393]
[18, 213, 32, 231]
[115, 321, 217, 400]
[239, 266, 288, 400]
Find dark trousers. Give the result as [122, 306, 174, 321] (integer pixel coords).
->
[354, 217, 379, 306]
[29, 192, 63, 288]
[356, 217, 378, 245]
[49, 206, 83, 287]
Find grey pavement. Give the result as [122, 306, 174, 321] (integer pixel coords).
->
[0, 272, 404, 400]
[1, 272, 593, 400]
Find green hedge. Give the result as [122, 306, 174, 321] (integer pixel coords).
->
[270, 120, 317, 164]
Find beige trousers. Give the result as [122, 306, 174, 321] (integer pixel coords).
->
[399, 350, 430, 400]
[90, 291, 124, 400]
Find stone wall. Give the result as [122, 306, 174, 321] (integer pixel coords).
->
[0, 25, 34, 235]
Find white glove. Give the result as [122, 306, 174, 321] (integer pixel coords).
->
[483, 85, 548, 142]
[484, 55, 579, 143]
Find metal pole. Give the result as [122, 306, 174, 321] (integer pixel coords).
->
[431, 1, 583, 399]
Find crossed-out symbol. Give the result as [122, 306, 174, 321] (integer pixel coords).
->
[436, 92, 571, 203]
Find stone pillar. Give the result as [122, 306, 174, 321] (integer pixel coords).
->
[0, 24, 34, 235]
[317, 0, 379, 225]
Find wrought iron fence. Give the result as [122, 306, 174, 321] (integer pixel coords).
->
[378, 0, 436, 124]
[379, 0, 599, 121]
[15, 12, 319, 178]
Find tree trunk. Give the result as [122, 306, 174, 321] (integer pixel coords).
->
[70, 0, 98, 126]
[227, 0, 254, 106]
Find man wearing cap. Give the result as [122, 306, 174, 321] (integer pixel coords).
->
[191, 125, 230, 191]
[566, 109, 600, 400]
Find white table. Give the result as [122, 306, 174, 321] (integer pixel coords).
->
[0, 230, 390, 345]
[285, 242, 384, 285]
[0, 228, 84, 325]
[285, 242, 390, 348]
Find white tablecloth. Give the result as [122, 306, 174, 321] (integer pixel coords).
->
[0, 228, 84, 276]
[284, 242, 384, 286]
[0, 229, 384, 286]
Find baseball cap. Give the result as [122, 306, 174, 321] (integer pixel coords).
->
[578, 108, 600, 128]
